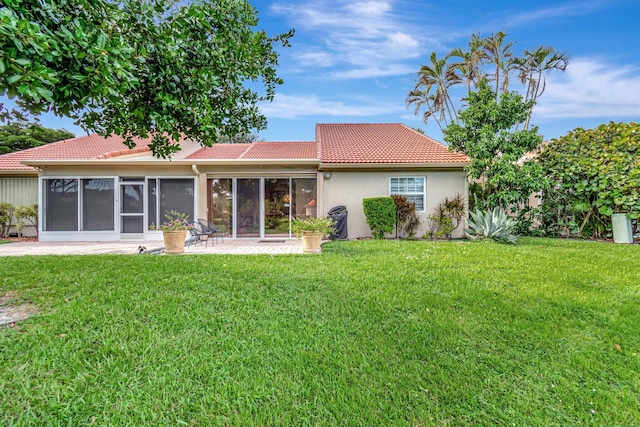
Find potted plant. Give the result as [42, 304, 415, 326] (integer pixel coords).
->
[291, 216, 336, 254]
[150, 210, 193, 254]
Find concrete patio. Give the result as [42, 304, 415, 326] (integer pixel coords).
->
[0, 239, 305, 256]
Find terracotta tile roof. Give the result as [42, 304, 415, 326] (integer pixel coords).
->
[316, 123, 470, 164]
[240, 142, 317, 159]
[0, 124, 469, 171]
[187, 142, 316, 160]
[186, 144, 252, 160]
[0, 134, 152, 171]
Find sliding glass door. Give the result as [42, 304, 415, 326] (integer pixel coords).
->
[208, 177, 316, 239]
[237, 178, 260, 238]
[264, 178, 290, 237]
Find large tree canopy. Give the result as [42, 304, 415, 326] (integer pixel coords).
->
[0, 0, 293, 157]
[443, 79, 546, 211]
[0, 122, 74, 154]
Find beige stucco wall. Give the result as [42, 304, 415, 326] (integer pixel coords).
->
[30, 163, 467, 241]
[321, 169, 468, 239]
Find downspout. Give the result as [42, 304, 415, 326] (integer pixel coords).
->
[191, 164, 200, 175]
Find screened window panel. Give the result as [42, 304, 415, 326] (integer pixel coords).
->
[147, 179, 157, 230]
[82, 179, 114, 231]
[121, 184, 144, 214]
[159, 179, 195, 224]
[121, 216, 143, 233]
[44, 179, 78, 231]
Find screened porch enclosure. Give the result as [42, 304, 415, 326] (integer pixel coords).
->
[40, 177, 195, 240]
[208, 177, 317, 239]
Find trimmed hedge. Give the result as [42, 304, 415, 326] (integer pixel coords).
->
[363, 197, 396, 239]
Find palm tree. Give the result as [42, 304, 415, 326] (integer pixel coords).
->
[449, 32, 487, 94]
[406, 51, 461, 129]
[512, 46, 570, 129]
[481, 31, 516, 97]
[406, 90, 445, 133]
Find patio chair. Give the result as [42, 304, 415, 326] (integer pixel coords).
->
[197, 218, 225, 243]
[186, 222, 210, 248]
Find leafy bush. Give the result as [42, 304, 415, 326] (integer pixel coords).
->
[538, 122, 640, 238]
[14, 204, 38, 237]
[391, 195, 421, 239]
[363, 197, 396, 239]
[424, 194, 466, 240]
[424, 214, 454, 240]
[291, 216, 336, 237]
[466, 208, 518, 244]
[149, 211, 194, 231]
[436, 193, 465, 238]
[0, 202, 15, 238]
[403, 210, 422, 240]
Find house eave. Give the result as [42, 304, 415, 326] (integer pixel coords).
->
[317, 162, 470, 170]
[22, 159, 321, 168]
[0, 169, 39, 177]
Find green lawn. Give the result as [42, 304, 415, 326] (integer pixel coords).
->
[1, 238, 639, 426]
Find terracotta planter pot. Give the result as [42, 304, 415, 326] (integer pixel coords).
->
[163, 230, 187, 254]
[301, 231, 323, 254]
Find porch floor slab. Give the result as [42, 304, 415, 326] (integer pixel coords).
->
[0, 239, 306, 256]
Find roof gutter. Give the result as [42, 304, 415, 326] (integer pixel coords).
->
[22, 159, 321, 167]
[20, 159, 467, 170]
[317, 162, 470, 170]
[0, 169, 39, 177]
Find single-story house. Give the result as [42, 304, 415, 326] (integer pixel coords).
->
[0, 123, 470, 241]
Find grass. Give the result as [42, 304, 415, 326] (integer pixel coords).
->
[1, 238, 639, 426]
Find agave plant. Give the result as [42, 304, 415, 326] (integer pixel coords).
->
[466, 207, 518, 244]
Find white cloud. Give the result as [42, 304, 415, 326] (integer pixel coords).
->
[346, 1, 392, 16]
[331, 64, 415, 79]
[271, 1, 430, 78]
[296, 51, 335, 67]
[505, 1, 606, 27]
[387, 31, 420, 52]
[259, 93, 396, 118]
[535, 58, 640, 119]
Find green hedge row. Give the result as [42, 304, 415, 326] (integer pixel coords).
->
[362, 197, 395, 239]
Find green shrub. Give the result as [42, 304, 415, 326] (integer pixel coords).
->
[391, 194, 421, 239]
[538, 122, 640, 238]
[291, 216, 336, 237]
[363, 197, 396, 239]
[403, 210, 422, 240]
[432, 193, 465, 239]
[466, 207, 518, 244]
[14, 204, 38, 237]
[424, 214, 454, 240]
[0, 202, 15, 238]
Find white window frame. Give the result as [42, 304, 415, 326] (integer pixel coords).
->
[389, 176, 426, 212]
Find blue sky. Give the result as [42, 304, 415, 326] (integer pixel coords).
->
[8, 0, 640, 143]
